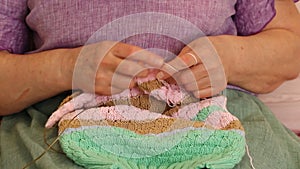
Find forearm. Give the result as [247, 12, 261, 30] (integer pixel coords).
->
[210, 28, 300, 93]
[0, 48, 79, 115]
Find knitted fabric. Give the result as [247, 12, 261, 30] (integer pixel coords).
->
[46, 78, 246, 169]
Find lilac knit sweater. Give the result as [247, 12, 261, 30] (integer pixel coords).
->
[1, 0, 299, 95]
[0, 0, 282, 55]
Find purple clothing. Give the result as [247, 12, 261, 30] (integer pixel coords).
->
[1, 0, 299, 95]
[0, 0, 279, 54]
[0, 1, 30, 54]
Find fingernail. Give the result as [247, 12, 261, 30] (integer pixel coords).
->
[156, 72, 165, 80]
[136, 70, 148, 77]
[140, 70, 148, 77]
[45, 122, 51, 128]
[130, 80, 137, 88]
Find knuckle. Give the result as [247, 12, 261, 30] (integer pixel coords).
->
[151, 57, 164, 68]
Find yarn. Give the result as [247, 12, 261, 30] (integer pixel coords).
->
[24, 78, 247, 169]
[54, 79, 246, 169]
[22, 109, 86, 169]
[246, 143, 256, 169]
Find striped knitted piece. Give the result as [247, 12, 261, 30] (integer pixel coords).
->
[47, 79, 246, 169]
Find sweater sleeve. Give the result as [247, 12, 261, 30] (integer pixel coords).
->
[233, 0, 276, 36]
[234, 0, 299, 36]
[0, 0, 31, 54]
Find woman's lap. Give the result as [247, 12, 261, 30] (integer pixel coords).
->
[0, 90, 299, 169]
[225, 89, 300, 169]
[0, 92, 82, 169]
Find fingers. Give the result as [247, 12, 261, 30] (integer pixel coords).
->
[75, 41, 166, 96]
[107, 42, 165, 78]
[177, 64, 207, 85]
[112, 42, 141, 57]
[115, 59, 149, 77]
[128, 50, 165, 68]
[178, 66, 212, 98]
[192, 88, 214, 98]
[95, 85, 124, 95]
[111, 72, 136, 90]
[94, 42, 164, 95]
[168, 59, 226, 99]
[161, 55, 191, 75]
[112, 42, 164, 68]
[157, 51, 201, 80]
[95, 70, 136, 95]
[157, 38, 228, 99]
[178, 65, 227, 98]
[168, 51, 199, 70]
[183, 76, 210, 91]
[178, 52, 199, 68]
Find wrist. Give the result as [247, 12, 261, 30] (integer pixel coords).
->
[59, 47, 81, 91]
[208, 36, 235, 84]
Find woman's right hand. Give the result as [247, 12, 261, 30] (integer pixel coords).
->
[71, 41, 164, 95]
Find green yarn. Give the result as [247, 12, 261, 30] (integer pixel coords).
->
[193, 105, 225, 121]
[58, 97, 245, 168]
[60, 126, 245, 169]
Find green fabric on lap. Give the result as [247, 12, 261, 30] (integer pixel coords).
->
[1, 89, 300, 169]
[0, 92, 83, 169]
[224, 89, 300, 169]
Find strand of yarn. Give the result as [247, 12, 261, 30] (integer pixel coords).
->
[245, 143, 256, 169]
[159, 79, 179, 107]
[43, 129, 64, 154]
[22, 109, 85, 169]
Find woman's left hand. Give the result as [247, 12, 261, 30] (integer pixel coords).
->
[157, 38, 229, 98]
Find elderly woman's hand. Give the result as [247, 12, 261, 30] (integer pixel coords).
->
[157, 38, 229, 98]
[72, 41, 164, 95]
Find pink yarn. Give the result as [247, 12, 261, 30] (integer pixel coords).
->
[147, 83, 190, 106]
[60, 105, 169, 122]
[45, 88, 143, 128]
[204, 111, 238, 129]
[45, 76, 229, 129]
[172, 96, 227, 120]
